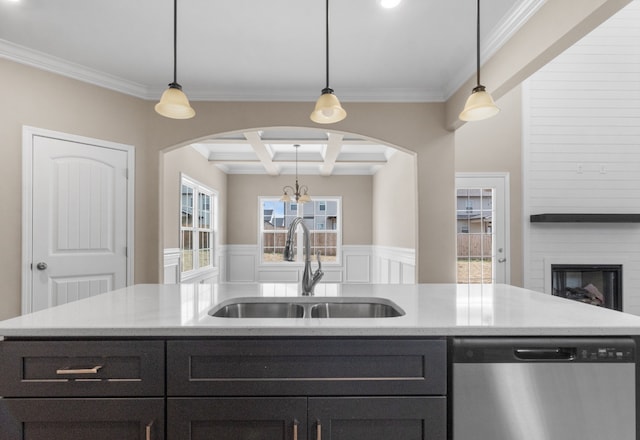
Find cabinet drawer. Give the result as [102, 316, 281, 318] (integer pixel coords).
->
[167, 338, 446, 396]
[0, 340, 164, 397]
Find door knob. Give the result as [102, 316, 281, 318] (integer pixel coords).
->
[497, 258, 507, 263]
[36, 262, 48, 270]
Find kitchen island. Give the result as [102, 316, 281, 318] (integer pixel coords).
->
[1, 283, 639, 440]
[2, 283, 640, 337]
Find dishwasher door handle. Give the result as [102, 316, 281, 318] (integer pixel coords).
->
[514, 348, 576, 361]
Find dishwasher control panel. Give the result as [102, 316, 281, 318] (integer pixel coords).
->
[580, 344, 634, 361]
[453, 337, 636, 363]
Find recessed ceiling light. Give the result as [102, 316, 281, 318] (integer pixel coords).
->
[380, 0, 402, 9]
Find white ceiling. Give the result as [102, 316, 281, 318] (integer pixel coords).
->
[0, 0, 545, 175]
[0, 0, 544, 102]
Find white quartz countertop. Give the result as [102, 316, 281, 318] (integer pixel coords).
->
[2, 283, 640, 337]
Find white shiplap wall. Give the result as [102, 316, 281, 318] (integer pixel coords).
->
[523, 1, 640, 314]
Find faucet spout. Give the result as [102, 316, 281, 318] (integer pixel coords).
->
[284, 217, 324, 295]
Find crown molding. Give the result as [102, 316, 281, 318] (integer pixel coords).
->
[0, 0, 544, 104]
[0, 39, 151, 98]
[443, 0, 546, 100]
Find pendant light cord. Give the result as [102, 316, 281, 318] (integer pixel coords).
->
[475, 0, 480, 86]
[325, 0, 330, 90]
[295, 144, 299, 184]
[173, 0, 178, 84]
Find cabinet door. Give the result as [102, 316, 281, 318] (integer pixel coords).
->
[168, 397, 307, 440]
[308, 397, 446, 440]
[0, 398, 164, 440]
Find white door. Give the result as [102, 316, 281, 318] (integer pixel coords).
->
[455, 173, 510, 284]
[25, 130, 133, 312]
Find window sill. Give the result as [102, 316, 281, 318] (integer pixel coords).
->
[181, 266, 219, 283]
[258, 261, 342, 267]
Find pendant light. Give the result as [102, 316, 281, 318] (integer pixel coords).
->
[459, 0, 499, 122]
[281, 145, 311, 203]
[310, 0, 347, 124]
[155, 0, 195, 119]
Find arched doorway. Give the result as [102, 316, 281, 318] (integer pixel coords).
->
[160, 127, 418, 286]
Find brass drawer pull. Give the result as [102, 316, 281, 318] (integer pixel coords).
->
[293, 420, 298, 440]
[56, 365, 103, 375]
[316, 420, 322, 440]
[146, 421, 153, 440]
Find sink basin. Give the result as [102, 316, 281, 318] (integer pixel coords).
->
[210, 301, 304, 318]
[310, 301, 403, 318]
[209, 297, 405, 318]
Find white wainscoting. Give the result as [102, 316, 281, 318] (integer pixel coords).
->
[217, 245, 416, 285]
[163, 248, 180, 284]
[166, 245, 416, 285]
[372, 246, 417, 284]
[163, 247, 224, 285]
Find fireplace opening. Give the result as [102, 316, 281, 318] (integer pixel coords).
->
[551, 264, 622, 311]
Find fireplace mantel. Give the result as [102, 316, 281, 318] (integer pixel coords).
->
[530, 213, 640, 223]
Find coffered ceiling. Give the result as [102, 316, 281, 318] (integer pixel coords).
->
[191, 128, 398, 175]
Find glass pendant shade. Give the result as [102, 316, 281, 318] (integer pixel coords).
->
[298, 192, 312, 203]
[459, 85, 500, 121]
[155, 84, 195, 119]
[280, 193, 292, 203]
[310, 88, 347, 124]
[459, 0, 499, 122]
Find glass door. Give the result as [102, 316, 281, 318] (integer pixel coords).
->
[455, 174, 509, 284]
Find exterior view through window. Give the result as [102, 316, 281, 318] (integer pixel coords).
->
[181, 176, 216, 274]
[261, 198, 340, 264]
[456, 188, 494, 283]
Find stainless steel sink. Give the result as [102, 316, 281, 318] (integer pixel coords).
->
[310, 301, 403, 318]
[210, 301, 304, 318]
[209, 297, 405, 318]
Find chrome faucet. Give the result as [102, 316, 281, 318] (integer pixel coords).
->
[283, 217, 324, 296]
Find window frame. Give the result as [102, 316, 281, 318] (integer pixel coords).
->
[258, 196, 342, 266]
[180, 174, 218, 281]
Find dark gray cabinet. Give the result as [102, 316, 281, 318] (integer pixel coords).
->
[308, 396, 446, 440]
[0, 398, 164, 440]
[0, 340, 165, 440]
[168, 397, 307, 440]
[0, 337, 447, 439]
[168, 396, 444, 440]
[166, 338, 447, 440]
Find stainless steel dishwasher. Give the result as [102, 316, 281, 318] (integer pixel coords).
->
[453, 337, 636, 440]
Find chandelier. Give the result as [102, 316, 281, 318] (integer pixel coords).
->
[280, 144, 311, 203]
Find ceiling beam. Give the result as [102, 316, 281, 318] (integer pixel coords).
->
[244, 131, 280, 176]
[320, 133, 344, 177]
[445, 0, 632, 130]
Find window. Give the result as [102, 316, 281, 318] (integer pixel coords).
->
[260, 197, 341, 264]
[181, 175, 217, 274]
